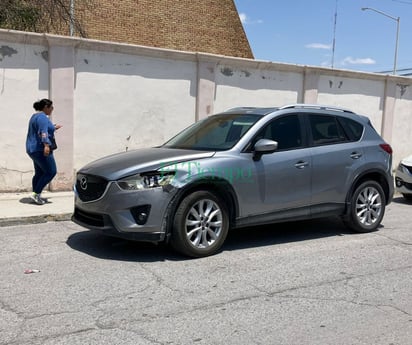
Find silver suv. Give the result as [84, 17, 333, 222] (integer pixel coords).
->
[72, 104, 394, 257]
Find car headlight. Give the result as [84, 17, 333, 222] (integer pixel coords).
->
[398, 163, 410, 175]
[117, 172, 175, 190]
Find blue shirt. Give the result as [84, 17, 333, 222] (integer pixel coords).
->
[26, 112, 55, 154]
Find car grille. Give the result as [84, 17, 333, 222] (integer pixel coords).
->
[73, 208, 105, 227]
[75, 173, 109, 202]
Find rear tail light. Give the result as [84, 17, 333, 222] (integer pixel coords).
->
[379, 143, 393, 155]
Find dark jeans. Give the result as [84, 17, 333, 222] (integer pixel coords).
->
[28, 151, 57, 194]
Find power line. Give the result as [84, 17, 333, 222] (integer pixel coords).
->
[391, 0, 412, 5]
[377, 67, 412, 76]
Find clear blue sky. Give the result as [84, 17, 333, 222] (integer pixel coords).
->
[233, 0, 412, 74]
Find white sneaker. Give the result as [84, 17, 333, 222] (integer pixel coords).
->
[30, 193, 45, 205]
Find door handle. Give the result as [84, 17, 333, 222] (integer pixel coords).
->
[295, 161, 309, 169]
[350, 152, 362, 159]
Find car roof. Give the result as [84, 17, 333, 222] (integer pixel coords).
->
[221, 104, 356, 117]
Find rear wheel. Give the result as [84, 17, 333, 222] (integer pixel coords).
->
[170, 191, 229, 258]
[344, 181, 386, 233]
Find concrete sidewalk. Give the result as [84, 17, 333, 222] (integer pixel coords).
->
[0, 191, 74, 227]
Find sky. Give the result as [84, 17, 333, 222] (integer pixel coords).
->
[233, 0, 412, 75]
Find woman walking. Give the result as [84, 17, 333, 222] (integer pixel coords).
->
[26, 99, 61, 205]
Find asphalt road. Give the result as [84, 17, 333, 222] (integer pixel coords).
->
[1, 197, 411, 345]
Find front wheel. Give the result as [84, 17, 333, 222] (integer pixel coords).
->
[170, 191, 229, 258]
[344, 181, 386, 233]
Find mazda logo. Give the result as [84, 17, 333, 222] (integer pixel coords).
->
[80, 176, 88, 190]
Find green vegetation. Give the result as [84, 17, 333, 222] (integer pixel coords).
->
[0, 0, 92, 37]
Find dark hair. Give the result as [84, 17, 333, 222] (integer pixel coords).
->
[33, 98, 53, 111]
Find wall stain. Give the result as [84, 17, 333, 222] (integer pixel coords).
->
[33, 50, 49, 62]
[329, 80, 343, 88]
[40, 50, 49, 62]
[397, 84, 409, 97]
[220, 67, 252, 78]
[0, 45, 18, 61]
[125, 135, 131, 151]
[221, 67, 233, 76]
[84, 59, 89, 64]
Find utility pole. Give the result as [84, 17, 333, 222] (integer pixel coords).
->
[331, 0, 338, 68]
[361, 7, 400, 75]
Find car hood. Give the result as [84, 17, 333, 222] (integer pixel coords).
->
[78, 147, 215, 180]
[401, 154, 412, 166]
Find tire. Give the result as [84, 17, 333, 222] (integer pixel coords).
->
[170, 191, 229, 258]
[344, 181, 386, 233]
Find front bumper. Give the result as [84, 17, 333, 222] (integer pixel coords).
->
[72, 181, 177, 243]
[395, 167, 412, 196]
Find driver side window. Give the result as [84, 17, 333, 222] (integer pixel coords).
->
[261, 115, 302, 150]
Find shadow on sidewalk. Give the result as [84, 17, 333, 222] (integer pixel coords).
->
[19, 197, 53, 204]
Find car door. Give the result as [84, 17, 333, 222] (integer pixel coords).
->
[307, 113, 365, 214]
[240, 114, 312, 220]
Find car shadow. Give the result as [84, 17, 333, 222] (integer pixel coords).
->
[392, 196, 412, 205]
[66, 216, 353, 262]
[66, 231, 180, 262]
[224, 217, 351, 251]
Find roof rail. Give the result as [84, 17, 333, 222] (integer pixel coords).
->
[279, 103, 355, 114]
[225, 106, 258, 111]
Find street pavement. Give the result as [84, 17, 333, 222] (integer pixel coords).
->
[0, 196, 411, 345]
[0, 191, 74, 227]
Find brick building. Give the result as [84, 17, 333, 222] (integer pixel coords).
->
[71, 0, 253, 59]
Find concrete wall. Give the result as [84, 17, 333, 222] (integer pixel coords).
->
[0, 29, 411, 192]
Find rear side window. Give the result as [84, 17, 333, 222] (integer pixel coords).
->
[337, 117, 364, 141]
[309, 114, 348, 146]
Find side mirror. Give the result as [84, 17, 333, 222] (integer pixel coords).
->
[253, 139, 278, 161]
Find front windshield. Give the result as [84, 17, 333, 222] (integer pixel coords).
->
[162, 113, 262, 151]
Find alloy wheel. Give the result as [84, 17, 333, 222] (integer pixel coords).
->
[355, 186, 382, 226]
[185, 198, 223, 249]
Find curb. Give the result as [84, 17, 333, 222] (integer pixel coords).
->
[0, 213, 72, 227]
